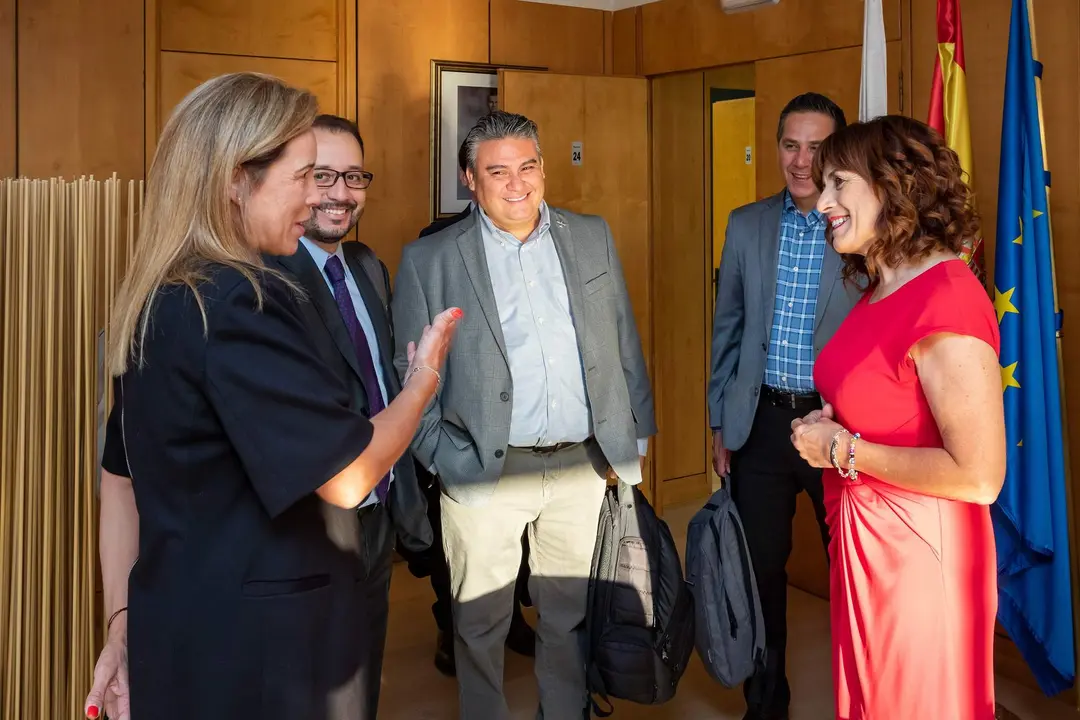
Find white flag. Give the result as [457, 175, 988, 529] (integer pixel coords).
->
[859, 0, 888, 121]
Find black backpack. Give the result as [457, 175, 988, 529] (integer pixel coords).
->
[584, 480, 695, 716]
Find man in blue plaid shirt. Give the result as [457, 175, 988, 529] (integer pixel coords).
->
[708, 93, 860, 720]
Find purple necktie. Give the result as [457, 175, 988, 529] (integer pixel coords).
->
[323, 255, 390, 502]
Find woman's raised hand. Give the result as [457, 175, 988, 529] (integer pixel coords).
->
[406, 307, 462, 384]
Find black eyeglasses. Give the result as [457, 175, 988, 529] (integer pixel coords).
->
[313, 169, 374, 190]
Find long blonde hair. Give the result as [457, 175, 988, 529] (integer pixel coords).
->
[107, 72, 318, 375]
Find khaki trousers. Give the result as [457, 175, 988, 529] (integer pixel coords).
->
[441, 441, 608, 720]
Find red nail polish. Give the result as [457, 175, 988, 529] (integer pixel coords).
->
[87, 706, 100, 719]
[451, 308, 463, 319]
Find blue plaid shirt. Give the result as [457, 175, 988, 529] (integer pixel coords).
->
[763, 191, 828, 393]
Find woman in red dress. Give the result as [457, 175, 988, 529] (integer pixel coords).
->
[790, 115, 1006, 720]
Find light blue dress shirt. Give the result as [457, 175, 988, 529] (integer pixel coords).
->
[299, 236, 392, 506]
[478, 203, 592, 448]
[477, 204, 648, 456]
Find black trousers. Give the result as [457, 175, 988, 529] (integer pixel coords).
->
[356, 502, 395, 718]
[731, 397, 830, 717]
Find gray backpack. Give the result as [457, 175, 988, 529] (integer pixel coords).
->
[684, 485, 766, 687]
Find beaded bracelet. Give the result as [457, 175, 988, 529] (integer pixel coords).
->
[829, 429, 861, 480]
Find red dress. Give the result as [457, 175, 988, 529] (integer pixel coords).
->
[813, 259, 1000, 720]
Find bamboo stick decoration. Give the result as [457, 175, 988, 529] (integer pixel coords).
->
[0, 175, 143, 718]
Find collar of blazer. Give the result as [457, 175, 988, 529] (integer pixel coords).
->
[453, 204, 595, 365]
[756, 190, 844, 335]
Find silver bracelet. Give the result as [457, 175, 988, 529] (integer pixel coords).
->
[405, 364, 441, 387]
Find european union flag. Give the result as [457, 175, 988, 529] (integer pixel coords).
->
[992, 0, 1075, 697]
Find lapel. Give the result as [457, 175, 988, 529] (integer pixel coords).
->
[342, 244, 397, 388]
[549, 209, 589, 332]
[276, 246, 365, 385]
[455, 212, 509, 362]
[815, 242, 843, 331]
[758, 192, 785, 338]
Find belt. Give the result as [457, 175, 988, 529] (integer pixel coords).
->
[511, 440, 584, 455]
[760, 384, 822, 412]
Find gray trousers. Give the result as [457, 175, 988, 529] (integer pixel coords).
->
[441, 441, 608, 720]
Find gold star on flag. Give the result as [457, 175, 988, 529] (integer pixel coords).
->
[1001, 362, 1021, 391]
[1013, 217, 1024, 245]
[1034, 210, 1044, 219]
[994, 287, 1020, 323]
[1018, 440, 1024, 447]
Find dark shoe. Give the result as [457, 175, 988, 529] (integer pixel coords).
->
[505, 610, 536, 657]
[434, 630, 455, 677]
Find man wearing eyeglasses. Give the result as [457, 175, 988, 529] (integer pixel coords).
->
[268, 113, 434, 717]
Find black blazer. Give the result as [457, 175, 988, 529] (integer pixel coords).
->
[268, 241, 432, 553]
[418, 205, 472, 238]
[102, 267, 381, 719]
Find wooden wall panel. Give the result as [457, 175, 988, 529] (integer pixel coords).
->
[490, 0, 605, 74]
[754, 41, 902, 199]
[160, 0, 337, 61]
[0, 0, 13, 177]
[611, 7, 639, 76]
[17, 0, 144, 179]
[651, 71, 709, 492]
[158, 52, 339, 128]
[354, 0, 488, 273]
[639, 0, 902, 76]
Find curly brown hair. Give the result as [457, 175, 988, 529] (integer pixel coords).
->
[811, 114, 980, 288]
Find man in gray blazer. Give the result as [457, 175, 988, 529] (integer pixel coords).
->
[392, 110, 656, 719]
[708, 93, 859, 720]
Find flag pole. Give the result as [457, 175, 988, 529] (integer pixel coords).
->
[1027, 2, 1080, 708]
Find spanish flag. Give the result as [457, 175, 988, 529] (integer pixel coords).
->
[928, 0, 983, 277]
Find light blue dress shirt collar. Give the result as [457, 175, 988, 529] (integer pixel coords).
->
[476, 200, 552, 247]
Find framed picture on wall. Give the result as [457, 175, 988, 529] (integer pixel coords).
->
[429, 60, 545, 219]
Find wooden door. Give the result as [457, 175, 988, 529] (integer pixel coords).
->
[712, 97, 756, 269]
[499, 70, 653, 502]
[752, 42, 903, 600]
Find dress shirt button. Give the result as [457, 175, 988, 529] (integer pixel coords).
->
[495, 450, 504, 458]
[500, 392, 509, 401]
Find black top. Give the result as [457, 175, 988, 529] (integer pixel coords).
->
[417, 205, 472, 238]
[103, 265, 376, 719]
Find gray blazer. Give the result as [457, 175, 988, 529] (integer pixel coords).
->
[392, 207, 657, 507]
[707, 191, 861, 452]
